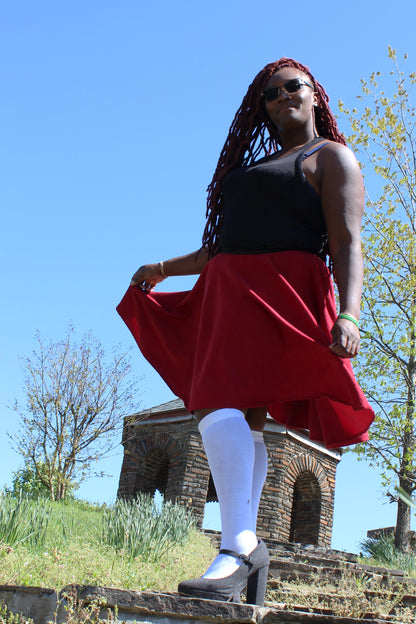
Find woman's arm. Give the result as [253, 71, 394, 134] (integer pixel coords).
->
[318, 143, 365, 358]
[130, 247, 209, 292]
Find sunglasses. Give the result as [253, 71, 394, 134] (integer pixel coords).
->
[262, 78, 313, 102]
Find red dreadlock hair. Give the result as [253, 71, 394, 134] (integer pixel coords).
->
[202, 58, 346, 255]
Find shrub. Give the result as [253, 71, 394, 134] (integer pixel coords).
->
[0, 600, 34, 623]
[4, 466, 51, 500]
[5, 464, 78, 502]
[101, 493, 195, 562]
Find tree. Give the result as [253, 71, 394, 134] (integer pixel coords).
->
[339, 48, 416, 551]
[10, 326, 139, 501]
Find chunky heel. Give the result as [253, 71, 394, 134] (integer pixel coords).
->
[178, 540, 269, 606]
[246, 563, 269, 606]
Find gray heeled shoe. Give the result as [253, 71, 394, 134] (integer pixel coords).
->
[177, 540, 270, 606]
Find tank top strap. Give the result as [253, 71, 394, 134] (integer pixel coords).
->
[302, 139, 330, 160]
[295, 139, 330, 185]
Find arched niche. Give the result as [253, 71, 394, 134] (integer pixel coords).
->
[289, 471, 321, 544]
[135, 447, 170, 496]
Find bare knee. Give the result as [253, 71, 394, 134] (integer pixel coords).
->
[246, 407, 267, 431]
[194, 408, 216, 423]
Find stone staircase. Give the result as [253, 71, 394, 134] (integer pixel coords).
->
[1, 538, 415, 623]
[204, 532, 416, 621]
[264, 539, 416, 622]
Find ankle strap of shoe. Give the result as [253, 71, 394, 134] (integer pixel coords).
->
[219, 548, 251, 563]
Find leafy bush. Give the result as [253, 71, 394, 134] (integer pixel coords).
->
[101, 493, 195, 562]
[5, 463, 79, 502]
[5, 466, 51, 500]
[0, 493, 51, 549]
[361, 534, 416, 573]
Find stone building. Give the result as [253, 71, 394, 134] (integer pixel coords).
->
[117, 399, 341, 547]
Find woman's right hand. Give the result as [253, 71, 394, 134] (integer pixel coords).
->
[130, 263, 166, 293]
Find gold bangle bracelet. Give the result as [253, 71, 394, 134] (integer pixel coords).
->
[159, 261, 167, 278]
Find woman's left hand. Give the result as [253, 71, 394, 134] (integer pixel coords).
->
[329, 317, 360, 358]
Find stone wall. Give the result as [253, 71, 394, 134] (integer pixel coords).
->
[259, 427, 338, 546]
[117, 403, 211, 528]
[117, 400, 340, 545]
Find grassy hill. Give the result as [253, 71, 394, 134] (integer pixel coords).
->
[1, 494, 416, 622]
[0, 494, 215, 592]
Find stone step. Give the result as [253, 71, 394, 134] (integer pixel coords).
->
[271, 586, 416, 616]
[269, 551, 361, 569]
[60, 585, 402, 624]
[268, 558, 414, 586]
[265, 544, 407, 579]
[204, 533, 357, 560]
[269, 559, 416, 586]
[0, 583, 406, 624]
[265, 540, 359, 563]
[204, 532, 415, 591]
[204, 532, 360, 565]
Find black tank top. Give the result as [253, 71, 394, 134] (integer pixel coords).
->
[218, 138, 329, 258]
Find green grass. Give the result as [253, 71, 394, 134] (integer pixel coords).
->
[0, 495, 215, 592]
[2, 495, 416, 622]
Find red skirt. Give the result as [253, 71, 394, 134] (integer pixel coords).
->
[117, 251, 374, 449]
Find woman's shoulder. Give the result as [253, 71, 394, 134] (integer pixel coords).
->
[317, 140, 361, 173]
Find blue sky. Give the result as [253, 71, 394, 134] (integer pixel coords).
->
[1, 0, 415, 554]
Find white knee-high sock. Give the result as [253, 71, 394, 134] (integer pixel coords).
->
[251, 431, 268, 531]
[198, 408, 258, 579]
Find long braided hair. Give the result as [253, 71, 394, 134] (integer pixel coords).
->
[202, 58, 346, 255]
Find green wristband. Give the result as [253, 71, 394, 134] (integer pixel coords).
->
[337, 313, 360, 329]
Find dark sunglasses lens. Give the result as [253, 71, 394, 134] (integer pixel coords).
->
[285, 79, 303, 93]
[263, 79, 305, 101]
[263, 88, 280, 102]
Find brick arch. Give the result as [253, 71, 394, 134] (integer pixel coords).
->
[279, 452, 332, 545]
[134, 432, 183, 468]
[131, 432, 183, 500]
[284, 453, 331, 498]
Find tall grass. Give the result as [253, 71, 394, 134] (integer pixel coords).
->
[101, 494, 195, 562]
[0, 493, 51, 549]
[361, 534, 416, 573]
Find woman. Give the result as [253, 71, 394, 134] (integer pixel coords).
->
[117, 58, 374, 606]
